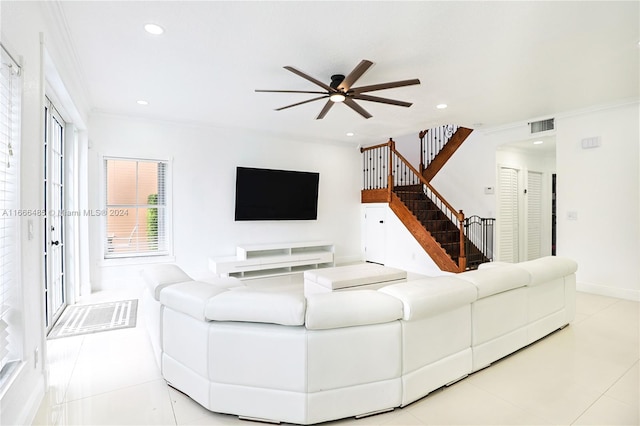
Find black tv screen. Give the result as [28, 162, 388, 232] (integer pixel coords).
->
[234, 167, 319, 221]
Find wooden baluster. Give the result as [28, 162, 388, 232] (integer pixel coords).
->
[387, 138, 396, 201]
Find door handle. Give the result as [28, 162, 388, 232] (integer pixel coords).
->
[51, 240, 60, 246]
[379, 220, 384, 224]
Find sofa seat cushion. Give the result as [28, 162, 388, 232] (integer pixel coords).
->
[205, 288, 306, 326]
[200, 275, 244, 289]
[305, 290, 403, 330]
[515, 256, 578, 286]
[379, 276, 477, 320]
[160, 281, 228, 321]
[304, 263, 407, 290]
[456, 265, 531, 298]
[141, 264, 193, 300]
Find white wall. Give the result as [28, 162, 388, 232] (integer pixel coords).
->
[88, 114, 363, 287]
[556, 102, 639, 301]
[424, 102, 640, 301]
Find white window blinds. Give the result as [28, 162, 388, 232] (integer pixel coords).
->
[0, 44, 22, 377]
[104, 158, 169, 258]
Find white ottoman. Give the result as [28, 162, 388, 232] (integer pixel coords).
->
[304, 263, 407, 296]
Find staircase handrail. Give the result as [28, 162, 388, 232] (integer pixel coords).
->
[391, 145, 463, 223]
[361, 138, 463, 220]
[362, 139, 466, 270]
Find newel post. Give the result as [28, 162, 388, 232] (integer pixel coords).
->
[418, 130, 427, 174]
[458, 209, 467, 272]
[387, 138, 395, 201]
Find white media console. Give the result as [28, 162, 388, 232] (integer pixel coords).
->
[209, 240, 335, 279]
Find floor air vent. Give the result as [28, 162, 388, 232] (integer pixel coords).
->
[529, 118, 554, 133]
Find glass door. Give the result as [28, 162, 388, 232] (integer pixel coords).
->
[44, 98, 66, 330]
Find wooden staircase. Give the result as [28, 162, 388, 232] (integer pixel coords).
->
[393, 184, 491, 271]
[420, 125, 474, 181]
[361, 130, 493, 273]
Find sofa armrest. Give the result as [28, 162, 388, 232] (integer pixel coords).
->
[141, 264, 193, 300]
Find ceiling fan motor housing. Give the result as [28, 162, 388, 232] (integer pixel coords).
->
[330, 74, 345, 89]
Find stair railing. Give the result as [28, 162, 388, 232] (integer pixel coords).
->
[362, 138, 466, 270]
[464, 215, 495, 266]
[419, 124, 460, 173]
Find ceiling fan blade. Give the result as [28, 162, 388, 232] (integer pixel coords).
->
[256, 89, 329, 95]
[352, 93, 412, 107]
[351, 78, 421, 93]
[338, 59, 374, 91]
[275, 95, 328, 111]
[284, 66, 334, 92]
[344, 98, 372, 119]
[315, 100, 335, 120]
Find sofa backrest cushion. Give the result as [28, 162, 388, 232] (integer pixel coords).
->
[455, 264, 531, 298]
[160, 281, 227, 321]
[305, 290, 403, 330]
[379, 276, 477, 320]
[514, 256, 578, 286]
[205, 288, 306, 326]
[141, 264, 193, 300]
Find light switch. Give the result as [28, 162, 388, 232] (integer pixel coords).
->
[581, 137, 601, 149]
[567, 211, 578, 221]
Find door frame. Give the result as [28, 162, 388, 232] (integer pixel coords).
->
[44, 97, 67, 330]
[362, 205, 387, 264]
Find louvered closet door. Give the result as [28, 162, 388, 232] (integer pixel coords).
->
[498, 167, 519, 262]
[526, 171, 543, 260]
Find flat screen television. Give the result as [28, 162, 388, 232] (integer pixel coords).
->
[234, 167, 320, 221]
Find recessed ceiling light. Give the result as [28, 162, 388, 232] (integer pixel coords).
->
[533, 140, 544, 145]
[144, 23, 164, 35]
[436, 103, 448, 109]
[346, 132, 355, 137]
[137, 100, 149, 106]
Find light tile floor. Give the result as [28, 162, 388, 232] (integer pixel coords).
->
[32, 282, 639, 426]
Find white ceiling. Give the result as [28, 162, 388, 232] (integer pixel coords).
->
[54, 1, 639, 146]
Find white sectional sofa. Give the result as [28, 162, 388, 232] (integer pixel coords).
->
[141, 256, 577, 425]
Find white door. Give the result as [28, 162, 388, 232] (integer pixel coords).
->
[44, 99, 66, 330]
[364, 206, 386, 264]
[498, 166, 519, 262]
[526, 171, 543, 260]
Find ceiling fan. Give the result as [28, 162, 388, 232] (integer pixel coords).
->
[255, 59, 420, 119]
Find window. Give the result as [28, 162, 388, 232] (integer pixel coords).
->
[0, 44, 22, 382]
[104, 158, 169, 258]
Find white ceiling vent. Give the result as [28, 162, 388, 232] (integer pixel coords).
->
[529, 118, 555, 133]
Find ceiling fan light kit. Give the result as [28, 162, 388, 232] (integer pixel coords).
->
[256, 59, 420, 119]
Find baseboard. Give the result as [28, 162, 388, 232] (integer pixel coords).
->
[3, 369, 45, 426]
[577, 282, 640, 302]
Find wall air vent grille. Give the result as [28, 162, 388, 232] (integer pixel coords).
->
[529, 118, 555, 133]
